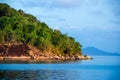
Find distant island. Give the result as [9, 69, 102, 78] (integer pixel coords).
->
[82, 47, 120, 56]
[0, 3, 91, 61]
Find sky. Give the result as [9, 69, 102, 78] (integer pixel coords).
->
[0, 0, 120, 53]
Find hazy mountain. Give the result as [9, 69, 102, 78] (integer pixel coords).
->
[82, 47, 120, 56]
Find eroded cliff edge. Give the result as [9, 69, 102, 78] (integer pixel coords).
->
[0, 44, 91, 61]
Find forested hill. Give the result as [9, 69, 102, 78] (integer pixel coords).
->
[0, 3, 82, 57]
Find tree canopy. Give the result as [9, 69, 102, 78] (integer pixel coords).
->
[0, 3, 82, 56]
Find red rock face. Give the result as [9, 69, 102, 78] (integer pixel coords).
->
[0, 44, 29, 56]
[0, 46, 6, 56]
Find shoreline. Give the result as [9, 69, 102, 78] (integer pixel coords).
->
[0, 55, 92, 61]
[0, 43, 92, 62]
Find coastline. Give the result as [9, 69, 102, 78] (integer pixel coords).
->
[0, 43, 92, 61]
[0, 55, 92, 61]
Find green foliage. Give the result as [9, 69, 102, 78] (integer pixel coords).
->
[0, 3, 82, 56]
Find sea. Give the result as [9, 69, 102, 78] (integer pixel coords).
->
[0, 56, 120, 80]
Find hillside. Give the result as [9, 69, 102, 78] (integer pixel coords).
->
[82, 47, 120, 56]
[0, 3, 91, 60]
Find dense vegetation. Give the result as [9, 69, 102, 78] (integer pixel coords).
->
[0, 3, 82, 56]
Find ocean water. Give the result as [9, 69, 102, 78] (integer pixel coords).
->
[0, 56, 120, 80]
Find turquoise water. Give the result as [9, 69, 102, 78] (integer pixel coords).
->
[0, 56, 120, 80]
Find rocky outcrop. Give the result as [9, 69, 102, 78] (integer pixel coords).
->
[0, 44, 92, 61]
[75, 55, 92, 60]
[0, 43, 29, 57]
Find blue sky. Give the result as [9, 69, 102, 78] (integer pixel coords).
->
[0, 0, 120, 53]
